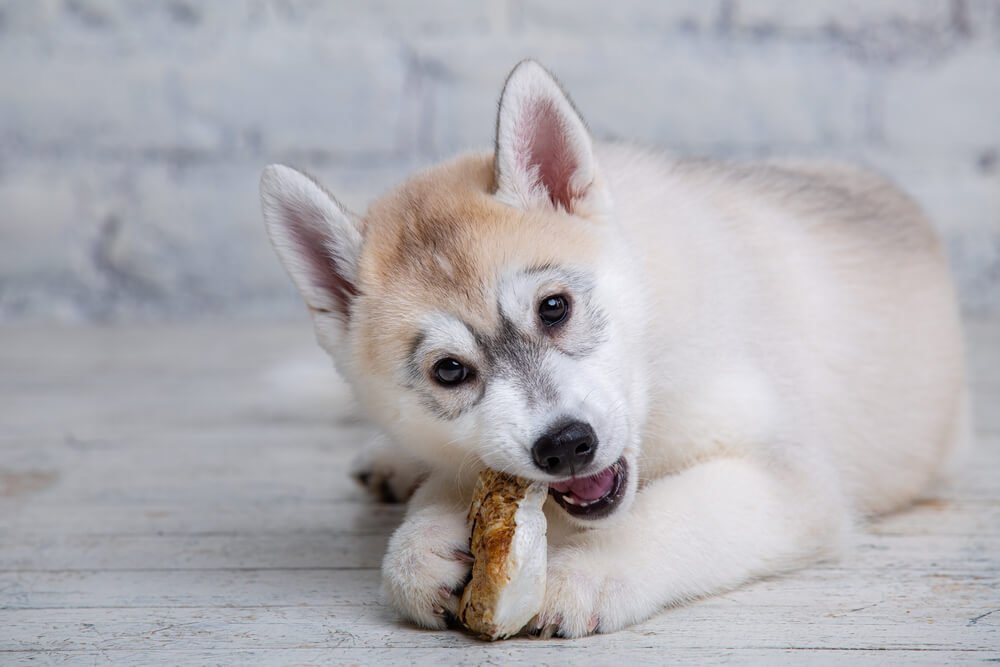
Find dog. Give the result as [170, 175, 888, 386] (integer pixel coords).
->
[258, 60, 968, 637]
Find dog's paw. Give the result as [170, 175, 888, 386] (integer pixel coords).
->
[351, 444, 428, 504]
[381, 509, 472, 629]
[528, 550, 637, 638]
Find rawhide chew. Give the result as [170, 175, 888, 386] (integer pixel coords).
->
[458, 468, 548, 640]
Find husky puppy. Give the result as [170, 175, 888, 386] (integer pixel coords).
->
[259, 60, 967, 637]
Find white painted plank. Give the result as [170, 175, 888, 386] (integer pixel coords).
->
[1, 603, 996, 652]
[0, 532, 387, 570]
[0, 502, 407, 537]
[2, 566, 996, 621]
[0, 529, 996, 573]
[2, 647, 992, 667]
[2, 496, 996, 540]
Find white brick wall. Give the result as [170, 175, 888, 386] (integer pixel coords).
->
[0, 0, 998, 320]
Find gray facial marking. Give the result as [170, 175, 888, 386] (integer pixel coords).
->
[405, 327, 485, 421]
[402, 265, 609, 421]
[479, 312, 560, 406]
[403, 331, 426, 388]
[421, 381, 486, 421]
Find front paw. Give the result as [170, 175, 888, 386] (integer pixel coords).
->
[530, 551, 635, 638]
[381, 511, 472, 629]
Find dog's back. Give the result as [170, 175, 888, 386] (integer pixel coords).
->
[602, 144, 967, 515]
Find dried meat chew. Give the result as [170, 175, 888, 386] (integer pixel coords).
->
[458, 469, 548, 640]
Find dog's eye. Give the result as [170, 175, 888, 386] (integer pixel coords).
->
[538, 294, 569, 326]
[433, 358, 472, 386]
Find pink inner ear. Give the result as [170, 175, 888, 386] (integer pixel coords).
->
[283, 202, 357, 318]
[515, 98, 579, 211]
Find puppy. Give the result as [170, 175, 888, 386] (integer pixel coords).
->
[259, 60, 967, 637]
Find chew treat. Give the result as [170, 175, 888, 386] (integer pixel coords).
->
[458, 469, 548, 640]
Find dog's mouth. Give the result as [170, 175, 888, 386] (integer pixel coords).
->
[548, 457, 628, 520]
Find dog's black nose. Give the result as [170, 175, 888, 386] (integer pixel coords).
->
[531, 420, 597, 476]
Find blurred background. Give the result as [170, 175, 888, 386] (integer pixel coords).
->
[1, 0, 998, 322]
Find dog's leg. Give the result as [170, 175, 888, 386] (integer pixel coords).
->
[350, 434, 429, 503]
[381, 471, 474, 629]
[533, 456, 848, 637]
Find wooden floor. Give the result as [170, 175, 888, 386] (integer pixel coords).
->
[1, 319, 998, 665]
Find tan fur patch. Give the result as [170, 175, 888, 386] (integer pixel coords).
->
[354, 153, 603, 375]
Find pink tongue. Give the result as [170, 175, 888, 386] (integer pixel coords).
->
[550, 466, 615, 501]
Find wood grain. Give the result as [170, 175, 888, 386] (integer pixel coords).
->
[1, 321, 997, 664]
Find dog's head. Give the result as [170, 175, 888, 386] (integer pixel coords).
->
[260, 61, 648, 522]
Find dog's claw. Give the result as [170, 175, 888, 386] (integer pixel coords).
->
[442, 609, 459, 627]
[526, 613, 562, 639]
[352, 468, 401, 503]
[376, 477, 398, 503]
[350, 445, 428, 505]
[538, 623, 560, 639]
[451, 547, 474, 563]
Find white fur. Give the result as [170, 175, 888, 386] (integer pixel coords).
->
[260, 61, 967, 637]
[380, 474, 471, 627]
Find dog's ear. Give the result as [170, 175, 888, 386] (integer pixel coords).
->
[494, 60, 607, 215]
[260, 164, 362, 324]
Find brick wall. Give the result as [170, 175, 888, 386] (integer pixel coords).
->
[1, 0, 998, 320]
